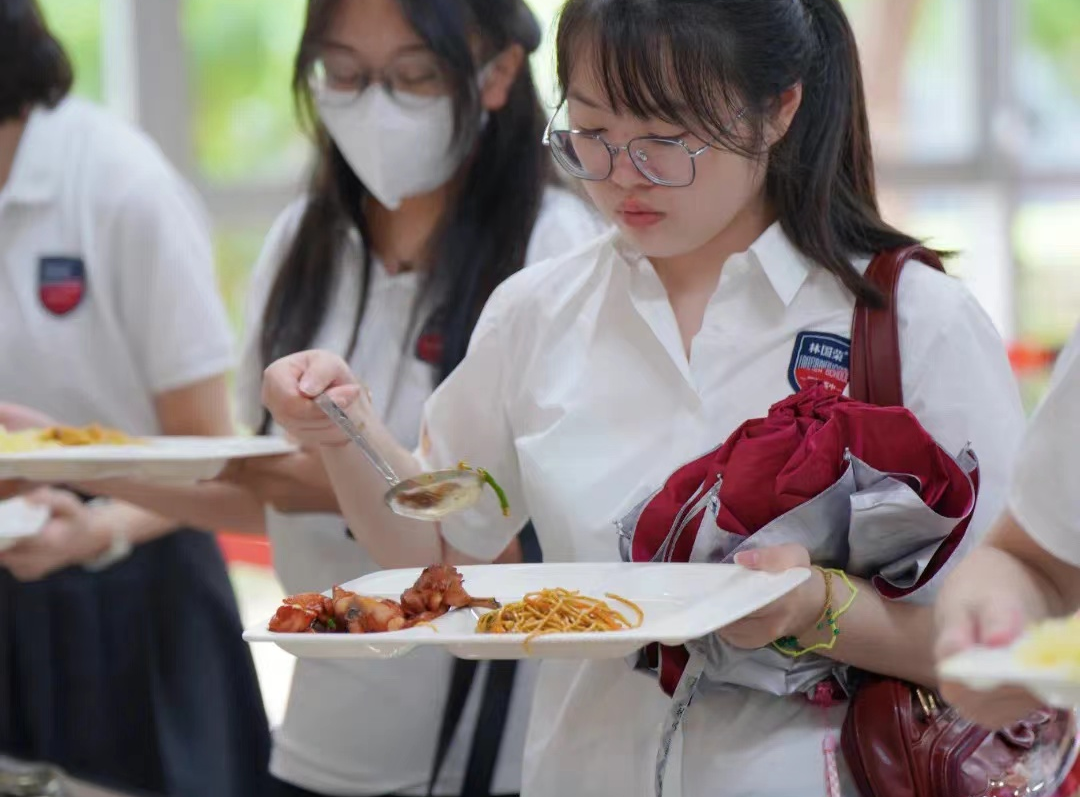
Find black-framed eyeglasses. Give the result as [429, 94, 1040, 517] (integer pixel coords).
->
[542, 103, 747, 188]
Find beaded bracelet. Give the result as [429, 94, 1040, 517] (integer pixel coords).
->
[773, 567, 859, 659]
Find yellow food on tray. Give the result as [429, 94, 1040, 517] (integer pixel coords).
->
[475, 588, 644, 648]
[0, 424, 138, 453]
[1017, 614, 1080, 677]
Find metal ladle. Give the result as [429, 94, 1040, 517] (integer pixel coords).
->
[314, 393, 489, 521]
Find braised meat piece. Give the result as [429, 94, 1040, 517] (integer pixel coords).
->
[332, 586, 407, 633]
[400, 565, 499, 617]
[268, 592, 334, 633]
[271, 566, 496, 634]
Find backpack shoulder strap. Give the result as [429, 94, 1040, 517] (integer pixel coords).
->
[849, 245, 946, 406]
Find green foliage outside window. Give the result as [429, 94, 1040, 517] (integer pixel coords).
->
[38, 0, 102, 101]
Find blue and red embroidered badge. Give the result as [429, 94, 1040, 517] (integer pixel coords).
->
[39, 257, 86, 316]
[788, 331, 851, 394]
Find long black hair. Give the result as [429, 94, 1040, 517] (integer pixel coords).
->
[556, 0, 939, 305]
[259, 0, 553, 428]
[0, 0, 73, 122]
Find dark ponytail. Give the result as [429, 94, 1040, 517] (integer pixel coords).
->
[556, 0, 941, 306]
[769, 0, 920, 305]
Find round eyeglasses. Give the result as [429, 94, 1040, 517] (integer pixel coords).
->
[542, 104, 747, 188]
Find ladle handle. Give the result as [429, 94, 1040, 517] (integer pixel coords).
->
[313, 393, 400, 486]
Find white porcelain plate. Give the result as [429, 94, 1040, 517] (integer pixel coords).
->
[0, 497, 50, 552]
[244, 562, 811, 661]
[940, 645, 1080, 710]
[0, 436, 297, 483]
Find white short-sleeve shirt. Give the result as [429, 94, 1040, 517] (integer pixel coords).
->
[235, 187, 608, 796]
[0, 98, 232, 431]
[418, 224, 1026, 796]
[1010, 327, 1080, 567]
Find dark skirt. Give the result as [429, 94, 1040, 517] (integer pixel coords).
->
[265, 775, 397, 797]
[266, 775, 520, 797]
[0, 529, 271, 797]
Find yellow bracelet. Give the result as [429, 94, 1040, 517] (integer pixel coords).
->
[812, 567, 836, 627]
[772, 568, 859, 659]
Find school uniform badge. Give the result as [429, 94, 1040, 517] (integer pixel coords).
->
[788, 331, 850, 393]
[38, 257, 87, 316]
[415, 330, 444, 366]
[415, 307, 446, 366]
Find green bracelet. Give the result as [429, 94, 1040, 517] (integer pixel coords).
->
[772, 568, 858, 659]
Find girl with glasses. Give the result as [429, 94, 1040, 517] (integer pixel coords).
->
[231, 4, 603, 793]
[263, 1, 1025, 794]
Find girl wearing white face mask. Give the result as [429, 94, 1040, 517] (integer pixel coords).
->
[313, 46, 493, 213]
[51, 0, 605, 796]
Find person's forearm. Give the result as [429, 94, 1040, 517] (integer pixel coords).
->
[91, 499, 181, 547]
[988, 515, 1079, 617]
[223, 452, 341, 515]
[319, 441, 453, 568]
[814, 577, 939, 687]
[78, 479, 266, 535]
[318, 417, 490, 569]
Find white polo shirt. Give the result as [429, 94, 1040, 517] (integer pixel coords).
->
[1010, 327, 1080, 567]
[0, 98, 232, 431]
[235, 188, 608, 796]
[419, 224, 1025, 796]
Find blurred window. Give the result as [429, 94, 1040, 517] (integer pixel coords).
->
[38, 0, 103, 101]
[34, 0, 1080, 405]
[183, 0, 308, 186]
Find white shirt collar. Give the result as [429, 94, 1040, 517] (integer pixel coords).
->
[3, 103, 65, 206]
[746, 221, 812, 306]
[613, 220, 813, 307]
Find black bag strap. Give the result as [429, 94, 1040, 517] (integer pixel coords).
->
[458, 658, 519, 797]
[427, 522, 542, 797]
[427, 658, 479, 796]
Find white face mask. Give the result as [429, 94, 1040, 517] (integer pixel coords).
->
[316, 84, 480, 211]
